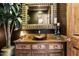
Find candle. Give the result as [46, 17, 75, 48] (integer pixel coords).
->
[57, 23, 60, 26]
[54, 18, 57, 24]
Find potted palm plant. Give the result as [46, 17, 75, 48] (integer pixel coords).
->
[0, 3, 22, 48]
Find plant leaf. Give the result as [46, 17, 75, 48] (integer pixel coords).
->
[14, 19, 21, 30]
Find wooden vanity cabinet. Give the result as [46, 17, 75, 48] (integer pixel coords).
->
[15, 40, 67, 56]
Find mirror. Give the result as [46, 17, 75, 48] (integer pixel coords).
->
[21, 3, 57, 30]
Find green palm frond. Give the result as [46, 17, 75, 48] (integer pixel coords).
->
[0, 4, 4, 15]
[0, 3, 21, 28]
[11, 3, 20, 17]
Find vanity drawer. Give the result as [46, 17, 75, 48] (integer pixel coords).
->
[49, 43, 63, 49]
[16, 44, 31, 49]
[32, 44, 47, 49]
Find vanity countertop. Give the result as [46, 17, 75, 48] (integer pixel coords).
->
[14, 34, 67, 43]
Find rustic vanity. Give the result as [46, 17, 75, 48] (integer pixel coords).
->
[14, 34, 67, 56]
[14, 3, 67, 56]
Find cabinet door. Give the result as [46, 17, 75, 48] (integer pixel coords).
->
[67, 4, 79, 56]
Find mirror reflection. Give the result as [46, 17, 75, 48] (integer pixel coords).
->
[27, 4, 50, 24]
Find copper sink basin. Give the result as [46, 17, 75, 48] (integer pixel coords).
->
[33, 34, 47, 40]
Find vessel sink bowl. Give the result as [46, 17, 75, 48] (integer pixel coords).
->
[33, 34, 47, 40]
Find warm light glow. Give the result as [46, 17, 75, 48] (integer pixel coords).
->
[54, 17, 57, 24]
[20, 31, 26, 36]
[37, 10, 43, 24]
[38, 18, 43, 24]
[57, 23, 60, 26]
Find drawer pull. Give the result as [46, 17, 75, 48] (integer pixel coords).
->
[32, 44, 46, 49]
